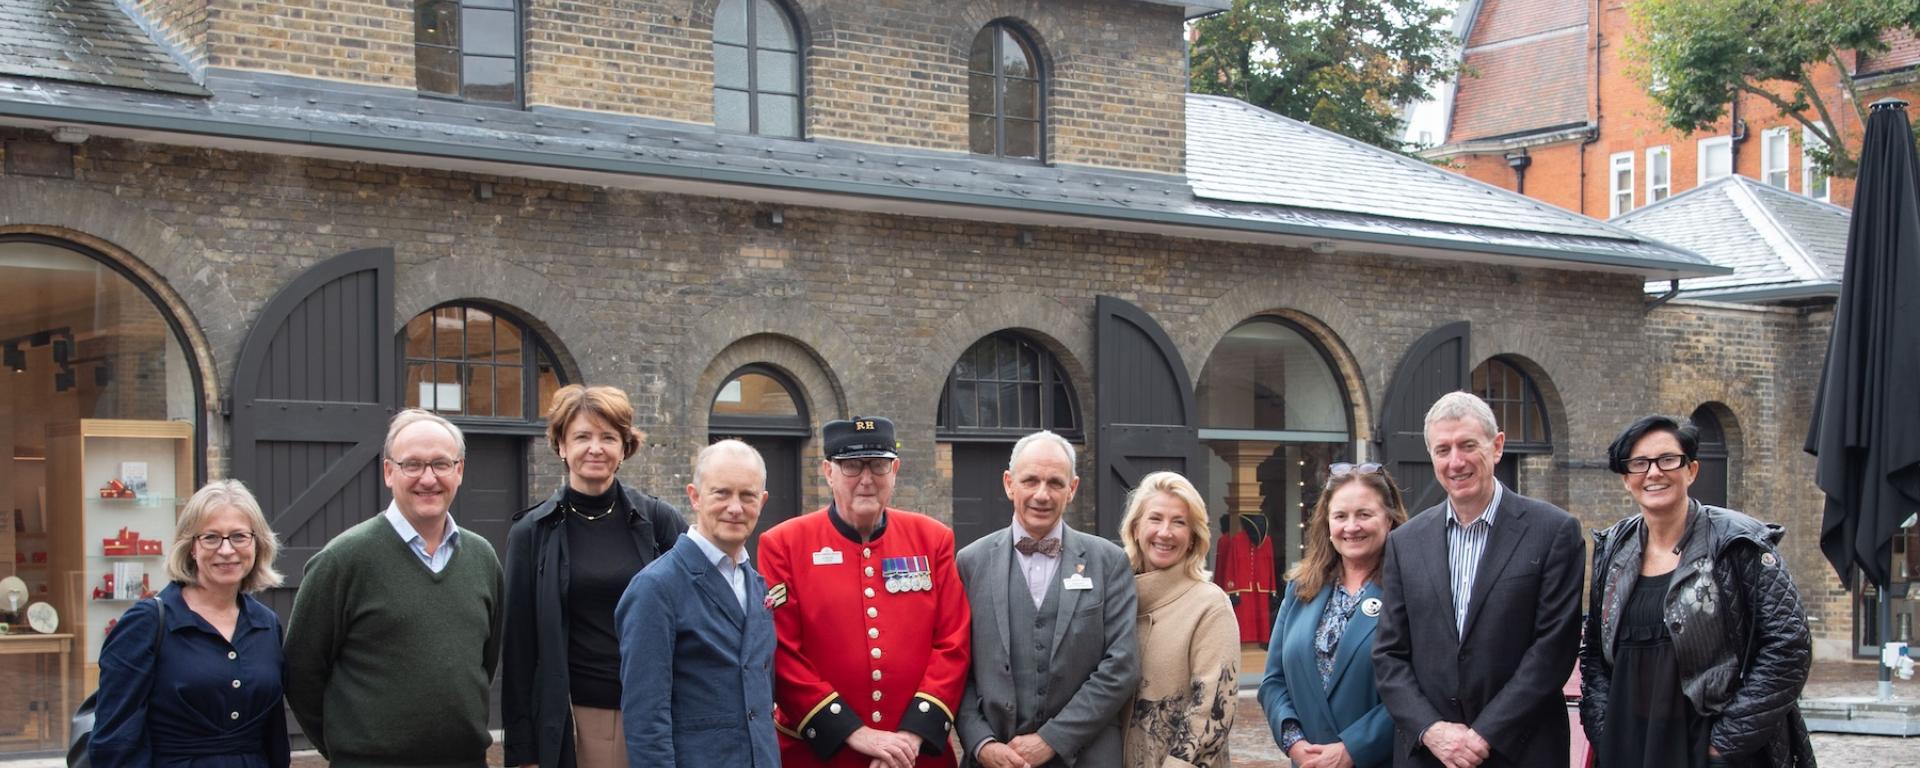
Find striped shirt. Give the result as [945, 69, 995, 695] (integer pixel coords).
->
[1445, 482, 1505, 635]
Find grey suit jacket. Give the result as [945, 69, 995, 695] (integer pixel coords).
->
[956, 526, 1141, 767]
[1371, 487, 1584, 768]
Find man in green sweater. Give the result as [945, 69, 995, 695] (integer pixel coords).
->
[284, 409, 504, 768]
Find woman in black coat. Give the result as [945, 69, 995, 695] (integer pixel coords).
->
[502, 385, 687, 768]
[1580, 415, 1815, 768]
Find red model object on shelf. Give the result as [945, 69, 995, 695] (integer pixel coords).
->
[91, 573, 114, 600]
[98, 479, 137, 499]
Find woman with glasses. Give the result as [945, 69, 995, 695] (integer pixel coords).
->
[1260, 462, 1408, 768]
[503, 385, 688, 768]
[1118, 471, 1238, 768]
[1581, 416, 1814, 768]
[91, 480, 289, 768]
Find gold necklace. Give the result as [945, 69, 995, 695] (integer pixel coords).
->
[568, 501, 616, 522]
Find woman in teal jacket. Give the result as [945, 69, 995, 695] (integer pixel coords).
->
[1260, 463, 1408, 768]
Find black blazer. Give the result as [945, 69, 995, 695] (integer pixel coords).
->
[501, 480, 687, 768]
[1371, 488, 1584, 768]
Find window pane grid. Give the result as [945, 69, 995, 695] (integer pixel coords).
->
[713, 0, 801, 137]
[404, 304, 535, 419]
[969, 23, 1041, 160]
[1472, 359, 1550, 447]
[941, 333, 1076, 432]
[414, 0, 519, 104]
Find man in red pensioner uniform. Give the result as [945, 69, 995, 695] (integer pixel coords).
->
[759, 416, 972, 768]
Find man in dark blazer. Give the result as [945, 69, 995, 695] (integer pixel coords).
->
[617, 439, 778, 767]
[956, 430, 1141, 768]
[1372, 392, 1584, 768]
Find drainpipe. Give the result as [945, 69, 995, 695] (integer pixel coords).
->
[1645, 279, 1681, 312]
[1582, 0, 1602, 215]
[1507, 149, 1532, 193]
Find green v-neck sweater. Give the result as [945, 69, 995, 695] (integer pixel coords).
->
[284, 513, 503, 768]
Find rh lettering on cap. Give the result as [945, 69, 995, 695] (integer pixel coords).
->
[856, 420, 876, 431]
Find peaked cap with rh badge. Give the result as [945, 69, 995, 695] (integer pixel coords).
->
[823, 417, 898, 460]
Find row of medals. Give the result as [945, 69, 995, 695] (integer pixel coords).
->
[885, 557, 932, 593]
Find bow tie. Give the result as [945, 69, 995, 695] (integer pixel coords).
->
[1015, 536, 1062, 557]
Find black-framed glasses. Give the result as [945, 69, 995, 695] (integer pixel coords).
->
[1622, 454, 1688, 474]
[195, 531, 256, 549]
[388, 458, 461, 477]
[833, 457, 895, 476]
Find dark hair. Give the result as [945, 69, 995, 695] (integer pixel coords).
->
[1607, 415, 1700, 474]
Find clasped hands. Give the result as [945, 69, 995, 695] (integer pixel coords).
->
[1420, 721, 1491, 768]
[1285, 739, 1356, 768]
[848, 726, 923, 768]
[977, 733, 1055, 768]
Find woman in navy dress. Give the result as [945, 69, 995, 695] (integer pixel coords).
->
[91, 479, 290, 768]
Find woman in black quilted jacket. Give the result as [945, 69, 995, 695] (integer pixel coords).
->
[1579, 415, 1815, 768]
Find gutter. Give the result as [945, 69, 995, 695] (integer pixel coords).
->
[0, 98, 1726, 278]
[1420, 122, 1595, 160]
[1663, 281, 1842, 304]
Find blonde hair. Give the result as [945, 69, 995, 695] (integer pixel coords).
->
[1119, 471, 1212, 581]
[166, 479, 283, 592]
[1287, 468, 1409, 601]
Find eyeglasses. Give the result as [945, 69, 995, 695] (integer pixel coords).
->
[388, 458, 461, 477]
[832, 457, 895, 476]
[195, 532, 256, 549]
[1326, 462, 1384, 484]
[1622, 454, 1688, 474]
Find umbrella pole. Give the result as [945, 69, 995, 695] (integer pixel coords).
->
[1880, 587, 1894, 701]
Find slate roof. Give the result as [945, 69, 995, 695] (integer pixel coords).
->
[0, 2, 1719, 279]
[1612, 175, 1848, 301]
[1445, 0, 1589, 143]
[0, 0, 203, 96]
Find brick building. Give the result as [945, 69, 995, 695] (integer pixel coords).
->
[0, 0, 1871, 755]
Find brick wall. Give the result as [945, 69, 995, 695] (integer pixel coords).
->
[1862, 28, 1920, 75]
[122, 0, 209, 74]
[208, 0, 415, 88]
[1646, 300, 1850, 655]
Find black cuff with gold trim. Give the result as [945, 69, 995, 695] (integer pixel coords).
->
[897, 692, 955, 755]
[802, 695, 862, 760]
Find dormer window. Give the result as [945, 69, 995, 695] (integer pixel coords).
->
[415, 0, 521, 105]
[968, 22, 1042, 160]
[713, 0, 803, 138]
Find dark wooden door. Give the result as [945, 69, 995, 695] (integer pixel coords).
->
[742, 434, 802, 554]
[1094, 296, 1201, 540]
[1375, 321, 1470, 514]
[458, 433, 525, 554]
[952, 441, 1011, 549]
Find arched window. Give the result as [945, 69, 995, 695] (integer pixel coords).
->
[713, 0, 803, 138]
[402, 303, 562, 421]
[709, 365, 810, 549]
[1471, 357, 1552, 492]
[414, 0, 521, 104]
[968, 22, 1042, 160]
[937, 332, 1078, 437]
[1690, 404, 1730, 507]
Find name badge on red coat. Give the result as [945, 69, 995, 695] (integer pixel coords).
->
[811, 547, 844, 566]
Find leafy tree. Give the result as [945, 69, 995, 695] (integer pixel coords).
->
[1630, 0, 1920, 178]
[1188, 0, 1457, 151]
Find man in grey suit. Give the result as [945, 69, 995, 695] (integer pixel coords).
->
[956, 430, 1141, 768]
[1372, 392, 1584, 768]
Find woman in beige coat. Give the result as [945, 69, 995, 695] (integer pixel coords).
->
[1120, 471, 1240, 768]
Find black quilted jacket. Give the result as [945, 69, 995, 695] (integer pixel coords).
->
[1579, 501, 1816, 767]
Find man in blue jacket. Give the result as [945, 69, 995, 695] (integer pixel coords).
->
[617, 439, 779, 766]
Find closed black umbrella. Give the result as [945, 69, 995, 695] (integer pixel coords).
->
[1806, 98, 1920, 597]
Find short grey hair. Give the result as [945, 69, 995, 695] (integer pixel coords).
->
[1007, 430, 1077, 473]
[1423, 391, 1500, 445]
[167, 479, 284, 593]
[693, 439, 768, 489]
[384, 408, 466, 459]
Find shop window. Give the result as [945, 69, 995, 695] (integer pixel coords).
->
[1196, 317, 1355, 646]
[1471, 357, 1552, 492]
[415, 0, 521, 105]
[712, 0, 803, 138]
[1, 236, 204, 755]
[968, 22, 1043, 160]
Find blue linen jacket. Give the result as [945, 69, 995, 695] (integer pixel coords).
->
[616, 533, 778, 767]
[89, 583, 291, 768]
[1259, 580, 1393, 768]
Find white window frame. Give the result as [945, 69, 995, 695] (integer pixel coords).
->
[1698, 136, 1733, 184]
[1647, 146, 1672, 203]
[1609, 152, 1635, 217]
[1761, 127, 1791, 189]
[1803, 124, 1832, 203]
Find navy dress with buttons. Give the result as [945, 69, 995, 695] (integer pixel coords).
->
[90, 583, 291, 768]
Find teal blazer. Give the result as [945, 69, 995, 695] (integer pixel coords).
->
[1259, 580, 1393, 767]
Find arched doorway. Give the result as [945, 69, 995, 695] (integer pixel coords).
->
[708, 364, 810, 553]
[399, 302, 566, 549]
[937, 331, 1081, 549]
[1471, 357, 1553, 495]
[0, 235, 207, 754]
[1196, 316, 1354, 646]
[1689, 404, 1730, 508]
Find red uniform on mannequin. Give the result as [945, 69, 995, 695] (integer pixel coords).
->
[1214, 514, 1276, 644]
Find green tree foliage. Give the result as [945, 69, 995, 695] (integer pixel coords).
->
[1631, 0, 1920, 177]
[1188, 0, 1457, 151]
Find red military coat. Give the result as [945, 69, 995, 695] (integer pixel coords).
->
[758, 504, 972, 767]
[1215, 515, 1278, 644]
